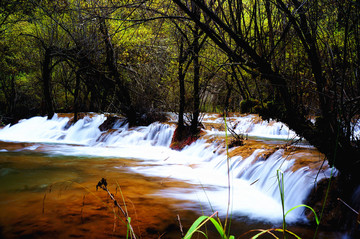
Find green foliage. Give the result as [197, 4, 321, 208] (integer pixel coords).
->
[183, 212, 234, 239]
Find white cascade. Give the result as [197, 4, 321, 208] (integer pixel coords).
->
[148, 141, 332, 223]
[0, 113, 334, 223]
[0, 114, 174, 147]
[204, 114, 298, 139]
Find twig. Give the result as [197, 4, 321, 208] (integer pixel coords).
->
[96, 178, 137, 239]
[177, 214, 184, 237]
[337, 198, 359, 215]
[337, 198, 360, 225]
[113, 207, 117, 233]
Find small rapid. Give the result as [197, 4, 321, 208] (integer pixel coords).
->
[203, 113, 298, 139]
[0, 113, 333, 223]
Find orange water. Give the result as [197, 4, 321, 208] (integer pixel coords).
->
[0, 142, 344, 238]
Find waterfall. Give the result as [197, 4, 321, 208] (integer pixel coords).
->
[0, 114, 174, 147]
[0, 113, 334, 223]
[143, 141, 332, 223]
[204, 114, 298, 139]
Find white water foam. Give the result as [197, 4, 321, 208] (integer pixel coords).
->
[0, 114, 104, 145]
[0, 113, 333, 223]
[134, 142, 332, 223]
[204, 114, 298, 140]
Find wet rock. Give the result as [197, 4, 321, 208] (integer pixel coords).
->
[305, 176, 360, 235]
[228, 137, 244, 148]
[99, 115, 123, 131]
[63, 113, 88, 129]
[305, 177, 343, 227]
[170, 126, 201, 150]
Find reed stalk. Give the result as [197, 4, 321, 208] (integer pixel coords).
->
[223, 114, 232, 234]
[96, 178, 136, 239]
[277, 169, 287, 239]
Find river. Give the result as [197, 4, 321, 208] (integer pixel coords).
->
[0, 113, 349, 238]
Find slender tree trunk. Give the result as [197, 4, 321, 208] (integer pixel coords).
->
[191, 3, 201, 134]
[73, 70, 81, 122]
[178, 38, 185, 130]
[191, 35, 200, 134]
[42, 47, 54, 119]
[224, 81, 233, 112]
[230, 64, 248, 100]
[10, 75, 15, 115]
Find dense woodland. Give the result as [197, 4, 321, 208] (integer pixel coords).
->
[1, 0, 360, 230]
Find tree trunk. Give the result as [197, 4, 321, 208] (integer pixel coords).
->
[191, 38, 200, 134]
[99, 18, 136, 125]
[190, 3, 201, 135]
[42, 47, 54, 119]
[224, 81, 232, 112]
[73, 70, 81, 122]
[178, 38, 186, 131]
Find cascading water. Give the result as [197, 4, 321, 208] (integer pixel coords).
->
[203, 113, 298, 139]
[0, 113, 333, 224]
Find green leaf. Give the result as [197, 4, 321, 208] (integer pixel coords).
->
[183, 213, 232, 239]
[126, 217, 131, 239]
[251, 229, 278, 239]
[184, 215, 209, 239]
[275, 229, 302, 239]
[208, 217, 226, 238]
[285, 204, 319, 225]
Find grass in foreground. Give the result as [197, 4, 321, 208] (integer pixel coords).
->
[182, 115, 320, 239]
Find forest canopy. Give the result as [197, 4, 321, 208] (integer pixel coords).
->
[1, 0, 360, 184]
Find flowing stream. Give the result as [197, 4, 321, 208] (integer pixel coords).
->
[0, 113, 345, 238]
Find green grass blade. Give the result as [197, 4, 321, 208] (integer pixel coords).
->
[184, 212, 231, 239]
[276, 169, 286, 236]
[285, 204, 319, 225]
[250, 228, 302, 239]
[126, 217, 131, 239]
[274, 229, 302, 239]
[209, 217, 226, 238]
[184, 215, 210, 239]
[195, 230, 208, 238]
[251, 229, 279, 239]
